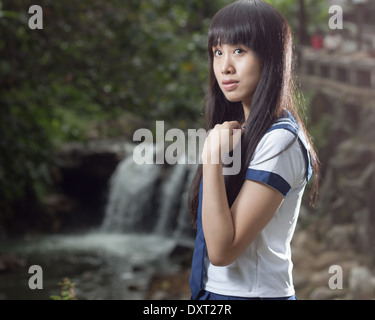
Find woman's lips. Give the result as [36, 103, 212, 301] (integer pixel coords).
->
[222, 80, 239, 91]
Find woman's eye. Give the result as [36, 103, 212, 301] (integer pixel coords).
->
[234, 48, 244, 55]
[214, 49, 222, 57]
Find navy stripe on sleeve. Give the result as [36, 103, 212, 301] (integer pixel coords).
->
[245, 168, 291, 197]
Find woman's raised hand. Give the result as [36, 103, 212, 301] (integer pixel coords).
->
[202, 121, 244, 164]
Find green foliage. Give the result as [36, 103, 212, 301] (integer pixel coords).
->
[0, 0, 230, 228]
[50, 277, 78, 300]
[0, 0, 339, 230]
[266, 0, 329, 38]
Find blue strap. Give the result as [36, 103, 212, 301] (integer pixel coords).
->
[189, 179, 206, 300]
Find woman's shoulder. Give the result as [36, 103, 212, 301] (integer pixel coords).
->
[255, 124, 298, 158]
[249, 111, 312, 185]
[267, 110, 300, 136]
[255, 110, 306, 154]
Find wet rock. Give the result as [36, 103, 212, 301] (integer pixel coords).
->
[128, 283, 146, 292]
[51, 139, 134, 230]
[56, 138, 132, 170]
[0, 254, 24, 273]
[146, 269, 191, 300]
[132, 264, 146, 273]
[168, 242, 194, 268]
[41, 193, 82, 232]
[349, 266, 375, 300]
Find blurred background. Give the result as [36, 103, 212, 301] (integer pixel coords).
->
[0, 0, 374, 300]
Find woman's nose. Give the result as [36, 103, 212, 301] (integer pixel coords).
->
[221, 57, 235, 75]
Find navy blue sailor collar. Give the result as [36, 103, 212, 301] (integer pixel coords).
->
[266, 110, 313, 182]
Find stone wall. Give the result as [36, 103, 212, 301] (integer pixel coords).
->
[291, 75, 375, 299]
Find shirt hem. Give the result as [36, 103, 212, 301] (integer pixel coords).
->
[203, 285, 295, 299]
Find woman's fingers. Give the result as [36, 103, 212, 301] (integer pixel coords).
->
[211, 121, 244, 153]
[220, 121, 241, 131]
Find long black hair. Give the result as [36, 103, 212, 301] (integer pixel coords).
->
[188, 0, 319, 225]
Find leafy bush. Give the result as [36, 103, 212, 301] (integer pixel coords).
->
[50, 277, 78, 300]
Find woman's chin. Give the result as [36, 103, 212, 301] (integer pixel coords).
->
[224, 95, 241, 103]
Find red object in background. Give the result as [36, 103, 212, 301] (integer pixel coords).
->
[311, 34, 323, 50]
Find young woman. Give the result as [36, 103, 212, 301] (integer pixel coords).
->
[188, 0, 319, 300]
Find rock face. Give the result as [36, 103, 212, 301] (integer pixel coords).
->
[47, 138, 132, 231]
[349, 266, 375, 299]
[290, 85, 375, 300]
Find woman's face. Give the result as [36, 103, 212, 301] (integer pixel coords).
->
[213, 43, 261, 109]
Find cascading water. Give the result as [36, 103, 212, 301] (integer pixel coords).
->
[101, 142, 197, 239]
[101, 144, 162, 233]
[0, 142, 197, 299]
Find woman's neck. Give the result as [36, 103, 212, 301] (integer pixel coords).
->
[242, 102, 251, 125]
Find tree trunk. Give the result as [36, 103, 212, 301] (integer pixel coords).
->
[298, 0, 308, 45]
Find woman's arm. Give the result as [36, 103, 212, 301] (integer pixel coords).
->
[202, 121, 284, 266]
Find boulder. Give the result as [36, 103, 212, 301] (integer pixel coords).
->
[325, 224, 356, 251]
[349, 266, 375, 300]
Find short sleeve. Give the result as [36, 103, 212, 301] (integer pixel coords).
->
[245, 129, 307, 197]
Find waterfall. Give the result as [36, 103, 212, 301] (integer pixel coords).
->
[100, 146, 161, 233]
[101, 143, 197, 239]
